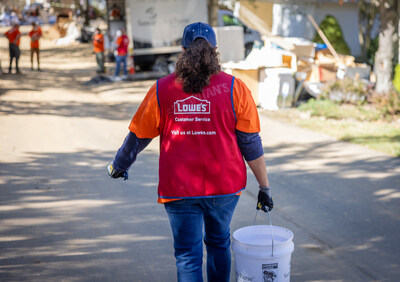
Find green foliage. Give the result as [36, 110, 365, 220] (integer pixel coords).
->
[366, 36, 379, 66]
[394, 64, 400, 93]
[298, 99, 345, 119]
[321, 77, 368, 104]
[299, 78, 400, 121]
[312, 15, 351, 55]
[369, 90, 400, 116]
[299, 117, 400, 158]
[298, 99, 382, 121]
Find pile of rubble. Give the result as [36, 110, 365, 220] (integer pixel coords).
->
[223, 34, 371, 111]
[44, 14, 81, 45]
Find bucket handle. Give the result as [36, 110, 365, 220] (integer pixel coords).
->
[254, 210, 274, 257]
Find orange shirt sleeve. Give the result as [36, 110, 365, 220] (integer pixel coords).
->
[5, 30, 11, 39]
[129, 83, 160, 138]
[5, 30, 16, 42]
[116, 37, 122, 46]
[232, 77, 260, 133]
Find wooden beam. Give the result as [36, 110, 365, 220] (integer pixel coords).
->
[307, 13, 340, 61]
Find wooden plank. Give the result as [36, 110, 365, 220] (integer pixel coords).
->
[307, 13, 340, 61]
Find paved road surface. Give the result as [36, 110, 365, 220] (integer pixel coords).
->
[1, 41, 399, 281]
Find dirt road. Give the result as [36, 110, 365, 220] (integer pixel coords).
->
[1, 31, 400, 281]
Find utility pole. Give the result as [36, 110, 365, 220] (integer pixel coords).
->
[84, 0, 90, 26]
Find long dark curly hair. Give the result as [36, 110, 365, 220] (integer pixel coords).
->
[175, 38, 221, 94]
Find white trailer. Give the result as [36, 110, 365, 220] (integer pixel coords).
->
[124, 0, 208, 70]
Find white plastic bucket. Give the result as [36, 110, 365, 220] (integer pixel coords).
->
[232, 225, 294, 282]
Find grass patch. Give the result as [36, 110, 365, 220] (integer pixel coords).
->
[298, 99, 383, 121]
[268, 80, 400, 157]
[296, 118, 400, 157]
[261, 106, 400, 158]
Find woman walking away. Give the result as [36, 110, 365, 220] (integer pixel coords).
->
[107, 22, 273, 282]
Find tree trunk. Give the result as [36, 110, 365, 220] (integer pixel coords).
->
[357, 0, 378, 61]
[398, 0, 400, 64]
[375, 0, 397, 93]
[365, 1, 377, 60]
[84, 0, 90, 27]
[358, 7, 366, 58]
[207, 0, 218, 26]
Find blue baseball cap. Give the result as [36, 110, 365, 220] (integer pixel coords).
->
[182, 22, 217, 48]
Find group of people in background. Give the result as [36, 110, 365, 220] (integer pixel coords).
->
[4, 22, 127, 78]
[92, 27, 129, 79]
[3, 22, 42, 74]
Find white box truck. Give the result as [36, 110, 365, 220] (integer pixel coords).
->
[124, 0, 207, 71]
[124, 0, 262, 71]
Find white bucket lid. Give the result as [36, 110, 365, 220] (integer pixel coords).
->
[233, 225, 294, 258]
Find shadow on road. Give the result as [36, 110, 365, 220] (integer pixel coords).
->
[260, 141, 400, 280]
[0, 74, 154, 120]
[0, 149, 176, 281]
[0, 44, 133, 97]
[341, 135, 400, 158]
[0, 68, 120, 97]
[0, 100, 139, 120]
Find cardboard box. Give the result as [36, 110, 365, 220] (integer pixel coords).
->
[319, 67, 337, 82]
[232, 68, 260, 105]
[307, 65, 337, 82]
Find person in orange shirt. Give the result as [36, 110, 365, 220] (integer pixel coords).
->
[28, 22, 42, 71]
[109, 4, 121, 20]
[4, 23, 21, 74]
[93, 28, 105, 73]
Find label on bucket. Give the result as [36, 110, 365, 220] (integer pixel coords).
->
[237, 272, 255, 282]
[262, 263, 278, 281]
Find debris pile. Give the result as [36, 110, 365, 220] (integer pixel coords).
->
[223, 23, 371, 110]
[43, 15, 81, 45]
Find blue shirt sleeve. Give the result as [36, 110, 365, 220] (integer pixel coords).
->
[113, 131, 152, 172]
[236, 130, 264, 161]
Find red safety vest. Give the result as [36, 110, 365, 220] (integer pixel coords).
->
[116, 35, 129, 56]
[157, 72, 247, 199]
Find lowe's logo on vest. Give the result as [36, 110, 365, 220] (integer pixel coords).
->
[174, 96, 210, 114]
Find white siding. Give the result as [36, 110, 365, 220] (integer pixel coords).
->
[272, 3, 361, 57]
[316, 3, 361, 56]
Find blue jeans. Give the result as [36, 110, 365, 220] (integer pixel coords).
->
[114, 55, 127, 76]
[164, 195, 240, 282]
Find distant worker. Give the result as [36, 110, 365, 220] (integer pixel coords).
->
[4, 23, 21, 74]
[109, 4, 121, 20]
[114, 29, 129, 78]
[93, 28, 105, 74]
[28, 22, 42, 71]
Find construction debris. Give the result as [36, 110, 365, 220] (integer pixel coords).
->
[222, 30, 372, 111]
[43, 15, 81, 45]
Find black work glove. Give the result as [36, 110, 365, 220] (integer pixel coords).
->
[107, 162, 128, 180]
[257, 186, 273, 212]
